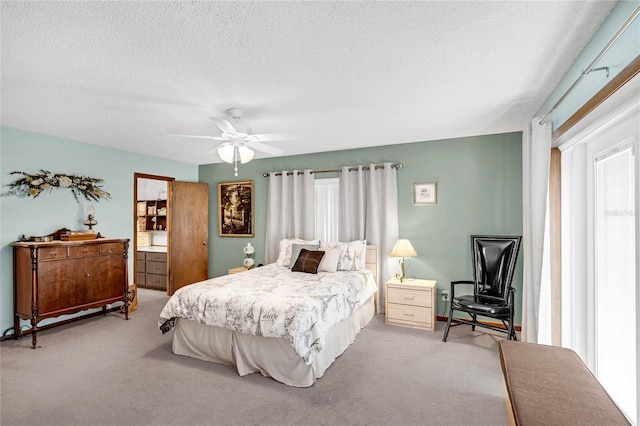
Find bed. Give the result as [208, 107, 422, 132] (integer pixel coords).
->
[158, 241, 379, 387]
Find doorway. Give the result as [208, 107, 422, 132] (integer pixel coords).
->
[132, 173, 209, 307]
[134, 173, 174, 298]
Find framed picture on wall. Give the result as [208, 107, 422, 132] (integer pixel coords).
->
[414, 182, 437, 205]
[218, 180, 254, 237]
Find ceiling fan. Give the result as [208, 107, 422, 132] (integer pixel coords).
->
[164, 107, 292, 175]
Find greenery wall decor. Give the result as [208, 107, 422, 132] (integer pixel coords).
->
[1, 170, 111, 202]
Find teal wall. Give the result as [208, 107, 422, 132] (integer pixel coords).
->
[199, 132, 523, 322]
[537, 0, 640, 129]
[0, 126, 198, 334]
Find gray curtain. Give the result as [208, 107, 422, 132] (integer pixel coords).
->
[264, 170, 315, 264]
[339, 163, 399, 311]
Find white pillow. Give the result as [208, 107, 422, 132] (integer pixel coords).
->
[318, 248, 342, 273]
[320, 240, 366, 271]
[276, 238, 320, 267]
[289, 243, 320, 268]
[350, 240, 367, 271]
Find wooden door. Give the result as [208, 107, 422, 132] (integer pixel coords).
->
[168, 181, 209, 295]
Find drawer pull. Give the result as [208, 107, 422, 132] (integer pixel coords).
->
[109, 248, 115, 252]
[82, 249, 88, 254]
[403, 312, 415, 317]
[50, 251, 57, 257]
[86, 274, 90, 277]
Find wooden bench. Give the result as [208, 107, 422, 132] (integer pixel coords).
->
[499, 340, 630, 425]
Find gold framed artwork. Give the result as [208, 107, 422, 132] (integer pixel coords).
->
[218, 180, 254, 237]
[414, 182, 437, 205]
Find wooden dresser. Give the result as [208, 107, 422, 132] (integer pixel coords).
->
[12, 238, 131, 348]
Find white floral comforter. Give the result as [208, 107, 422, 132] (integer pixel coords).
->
[158, 264, 377, 365]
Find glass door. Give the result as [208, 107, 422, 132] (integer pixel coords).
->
[594, 143, 636, 422]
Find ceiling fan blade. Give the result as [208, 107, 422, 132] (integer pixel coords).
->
[162, 133, 218, 140]
[209, 117, 237, 134]
[250, 133, 296, 142]
[251, 142, 284, 156]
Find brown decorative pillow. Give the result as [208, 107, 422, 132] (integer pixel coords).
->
[291, 249, 326, 274]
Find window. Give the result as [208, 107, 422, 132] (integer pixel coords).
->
[314, 178, 339, 242]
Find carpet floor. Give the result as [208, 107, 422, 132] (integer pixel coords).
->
[1, 288, 508, 426]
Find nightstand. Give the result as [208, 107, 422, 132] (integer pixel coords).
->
[228, 266, 249, 275]
[385, 277, 436, 331]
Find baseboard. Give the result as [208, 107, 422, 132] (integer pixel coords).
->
[436, 316, 522, 332]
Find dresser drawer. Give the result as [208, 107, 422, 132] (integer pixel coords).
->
[146, 260, 166, 275]
[69, 245, 100, 257]
[137, 260, 146, 273]
[387, 303, 432, 327]
[136, 251, 146, 261]
[38, 247, 68, 260]
[146, 252, 167, 262]
[100, 243, 123, 255]
[387, 287, 432, 308]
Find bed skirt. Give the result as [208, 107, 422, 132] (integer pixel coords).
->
[172, 295, 375, 387]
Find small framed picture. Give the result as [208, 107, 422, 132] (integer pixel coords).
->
[414, 182, 437, 205]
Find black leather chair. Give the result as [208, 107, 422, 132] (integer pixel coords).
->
[442, 235, 522, 342]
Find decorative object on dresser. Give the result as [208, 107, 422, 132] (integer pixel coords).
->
[413, 182, 437, 205]
[389, 238, 417, 282]
[83, 204, 98, 233]
[385, 277, 436, 331]
[218, 180, 253, 237]
[11, 237, 132, 348]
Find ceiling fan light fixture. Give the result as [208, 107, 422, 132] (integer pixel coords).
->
[217, 144, 235, 163]
[238, 145, 255, 164]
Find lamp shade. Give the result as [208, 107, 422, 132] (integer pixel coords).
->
[217, 144, 235, 163]
[390, 239, 417, 257]
[238, 145, 255, 164]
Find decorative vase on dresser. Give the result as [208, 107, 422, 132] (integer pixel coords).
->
[11, 238, 132, 348]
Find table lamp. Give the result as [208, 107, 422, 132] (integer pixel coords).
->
[390, 239, 417, 282]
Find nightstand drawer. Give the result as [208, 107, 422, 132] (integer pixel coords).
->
[387, 303, 432, 326]
[387, 287, 432, 308]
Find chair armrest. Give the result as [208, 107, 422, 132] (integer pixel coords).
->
[450, 280, 474, 298]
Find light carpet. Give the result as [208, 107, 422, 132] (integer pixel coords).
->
[1, 288, 508, 426]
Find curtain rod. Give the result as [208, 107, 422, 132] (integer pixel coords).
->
[539, 4, 640, 125]
[262, 162, 404, 178]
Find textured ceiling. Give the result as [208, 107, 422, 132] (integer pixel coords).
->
[1, 1, 616, 165]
